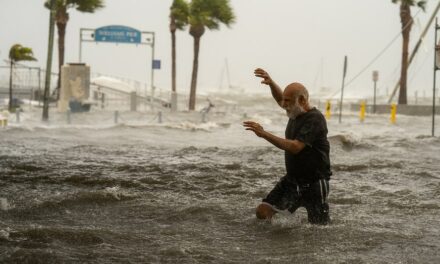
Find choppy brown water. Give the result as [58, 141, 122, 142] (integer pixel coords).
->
[1, 95, 440, 263]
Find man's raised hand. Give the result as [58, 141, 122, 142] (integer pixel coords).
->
[254, 68, 273, 86]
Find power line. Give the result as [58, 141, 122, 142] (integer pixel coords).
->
[329, 9, 422, 98]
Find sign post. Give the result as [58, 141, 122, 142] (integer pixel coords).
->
[372, 71, 379, 114]
[433, 18, 439, 137]
[338, 56, 348, 124]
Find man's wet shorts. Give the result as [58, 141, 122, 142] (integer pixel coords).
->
[262, 176, 330, 225]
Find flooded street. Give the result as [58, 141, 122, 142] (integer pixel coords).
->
[1, 94, 440, 263]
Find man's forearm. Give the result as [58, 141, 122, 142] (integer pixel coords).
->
[261, 131, 304, 154]
[269, 82, 283, 105]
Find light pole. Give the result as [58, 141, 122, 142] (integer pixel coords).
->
[372, 71, 379, 114]
[338, 56, 348, 124]
[433, 18, 439, 137]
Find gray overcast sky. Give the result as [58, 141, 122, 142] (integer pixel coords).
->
[0, 0, 439, 99]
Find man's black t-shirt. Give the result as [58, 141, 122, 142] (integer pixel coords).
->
[285, 108, 332, 185]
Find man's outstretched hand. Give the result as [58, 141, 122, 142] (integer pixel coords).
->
[254, 68, 273, 86]
[243, 121, 266, 137]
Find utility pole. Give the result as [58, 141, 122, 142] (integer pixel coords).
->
[433, 18, 439, 137]
[338, 56, 348, 124]
[42, 0, 56, 121]
[373, 71, 379, 114]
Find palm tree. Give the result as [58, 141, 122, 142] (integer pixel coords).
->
[392, 0, 426, 105]
[8, 44, 37, 112]
[44, 0, 104, 100]
[187, 0, 235, 110]
[170, 0, 189, 95]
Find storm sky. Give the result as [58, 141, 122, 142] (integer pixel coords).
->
[1, 0, 439, 100]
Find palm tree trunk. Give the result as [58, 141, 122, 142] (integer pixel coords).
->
[8, 61, 13, 112]
[189, 36, 201, 110]
[43, 0, 56, 121]
[55, 8, 68, 101]
[171, 30, 177, 93]
[56, 21, 66, 100]
[398, 3, 412, 105]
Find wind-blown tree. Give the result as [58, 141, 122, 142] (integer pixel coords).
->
[170, 0, 189, 95]
[187, 0, 235, 110]
[44, 0, 104, 99]
[8, 44, 37, 112]
[392, 0, 426, 105]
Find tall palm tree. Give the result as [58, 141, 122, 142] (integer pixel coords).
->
[44, 0, 104, 100]
[170, 0, 189, 95]
[8, 44, 37, 112]
[392, 0, 426, 105]
[187, 0, 235, 110]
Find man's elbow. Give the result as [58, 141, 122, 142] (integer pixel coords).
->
[286, 145, 301, 154]
[289, 148, 301, 155]
[287, 141, 305, 154]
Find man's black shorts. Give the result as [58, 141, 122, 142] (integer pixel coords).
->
[262, 176, 330, 225]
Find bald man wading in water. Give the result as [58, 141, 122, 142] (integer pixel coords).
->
[243, 68, 332, 225]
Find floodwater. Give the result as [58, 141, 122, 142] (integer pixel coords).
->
[1, 93, 440, 263]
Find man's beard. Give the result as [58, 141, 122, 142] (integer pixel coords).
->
[285, 102, 305, 119]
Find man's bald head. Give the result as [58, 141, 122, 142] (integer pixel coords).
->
[281, 82, 311, 119]
[284, 82, 309, 102]
[282, 82, 310, 109]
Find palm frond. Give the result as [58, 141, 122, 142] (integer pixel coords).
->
[44, 0, 67, 11]
[46, 0, 104, 13]
[189, 0, 235, 31]
[391, 0, 426, 10]
[71, 0, 104, 13]
[171, 0, 189, 30]
[417, 0, 427, 11]
[9, 44, 37, 62]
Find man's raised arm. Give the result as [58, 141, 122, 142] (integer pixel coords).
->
[254, 68, 283, 107]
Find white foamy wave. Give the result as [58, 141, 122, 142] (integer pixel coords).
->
[243, 113, 273, 125]
[166, 121, 219, 131]
[0, 198, 12, 211]
[0, 228, 11, 240]
[103, 186, 123, 200]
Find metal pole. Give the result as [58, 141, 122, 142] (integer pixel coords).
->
[338, 56, 348, 124]
[79, 29, 83, 62]
[38, 68, 41, 106]
[150, 33, 155, 103]
[114, 110, 119, 124]
[433, 18, 438, 137]
[373, 80, 377, 114]
[158, 111, 162, 124]
[29, 68, 33, 104]
[66, 109, 71, 124]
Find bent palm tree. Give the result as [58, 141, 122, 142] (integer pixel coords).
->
[392, 0, 426, 105]
[44, 0, 104, 100]
[170, 0, 189, 94]
[187, 0, 235, 110]
[8, 44, 37, 112]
